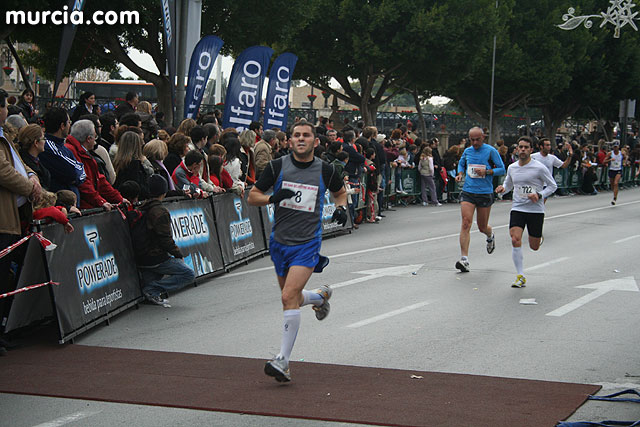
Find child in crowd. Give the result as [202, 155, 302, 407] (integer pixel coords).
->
[33, 191, 74, 233]
[343, 175, 360, 229]
[364, 148, 380, 223]
[331, 151, 349, 179]
[395, 147, 412, 194]
[55, 190, 82, 216]
[418, 147, 441, 206]
[119, 180, 141, 206]
[207, 155, 232, 192]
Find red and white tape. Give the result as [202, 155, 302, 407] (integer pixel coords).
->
[0, 281, 60, 299]
[0, 233, 57, 260]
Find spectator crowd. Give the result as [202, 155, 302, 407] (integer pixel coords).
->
[1, 88, 639, 349]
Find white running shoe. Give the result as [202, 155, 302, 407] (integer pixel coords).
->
[264, 356, 291, 382]
[455, 259, 470, 272]
[511, 274, 526, 288]
[486, 233, 495, 254]
[312, 285, 332, 321]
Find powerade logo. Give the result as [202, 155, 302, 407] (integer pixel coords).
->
[170, 207, 210, 248]
[322, 190, 335, 220]
[76, 226, 119, 295]
[229, 199, 252, 242]
[266, 203, 275, 223]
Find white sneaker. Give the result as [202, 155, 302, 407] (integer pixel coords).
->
[264, 356, 291, 382]
[455, 259, 470, 272]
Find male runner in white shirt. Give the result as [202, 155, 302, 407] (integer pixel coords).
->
[531, 138, 572, 201]
[496, 136, 557, 288]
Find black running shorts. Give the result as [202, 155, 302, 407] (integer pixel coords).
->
[608, 169, 622, 179]
[459, 191, 494, 208]
[509, 210, 544, 238]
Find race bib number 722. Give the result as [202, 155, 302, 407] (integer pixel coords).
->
[279, 181, 318, 212]
[515, 185, 535, 199]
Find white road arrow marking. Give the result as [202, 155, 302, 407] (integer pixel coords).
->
[330, 264, 424, 289]
[546, 276, 638, 317]
[347, 300, 434, 328]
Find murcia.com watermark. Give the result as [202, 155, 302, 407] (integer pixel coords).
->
[5, 7, 139, 26]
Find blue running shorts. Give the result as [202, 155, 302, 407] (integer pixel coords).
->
[269, 236, 321, 277]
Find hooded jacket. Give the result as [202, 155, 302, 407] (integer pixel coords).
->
[65, 134, 123, 209]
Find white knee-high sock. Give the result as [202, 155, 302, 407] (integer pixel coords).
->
[278, 309, 300, 363]
[512, 247, 524, 275]
[301, 290, 323, 307]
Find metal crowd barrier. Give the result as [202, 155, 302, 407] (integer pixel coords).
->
[553, 165, 639, 193]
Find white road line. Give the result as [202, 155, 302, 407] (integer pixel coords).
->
[545, 288, 611, 317]
[346, 301, 433, 328]
[614, 234, 640, 244]
[224, 266, 272, 278]
[524, 257, 570, 272]
[330, 275, 384, 289]
[32, 411, 102, 427]
[430, 208, 459, 215]
[222, 199, 640, 278]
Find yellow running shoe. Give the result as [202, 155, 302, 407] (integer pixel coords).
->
[511, 275, 526, 288]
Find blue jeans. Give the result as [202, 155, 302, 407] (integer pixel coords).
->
[139, 257, 195, 297]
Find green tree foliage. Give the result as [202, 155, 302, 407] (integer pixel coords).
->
[277, 0, 498, 125]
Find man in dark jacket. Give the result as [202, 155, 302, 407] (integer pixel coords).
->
[39, 107, 86, 205]
[135, 175, 195, 306]
[114, 92, 138, 119]
[430, 138, 444, 202]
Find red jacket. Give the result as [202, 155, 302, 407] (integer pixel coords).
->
[65, 135, 123, 209]
[33, 206, 69, 225]
[210, 168, 233, 189]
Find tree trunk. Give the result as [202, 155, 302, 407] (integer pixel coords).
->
[411, 89, 427, 139]
[360, 100, 377, 126]
[155, 78, 173, 126]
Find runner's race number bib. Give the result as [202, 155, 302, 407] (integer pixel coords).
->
[515, 185, 537, 200]
[279, 181, 318, 212]
[611, 157, 622, 169]
[467, 164, 486, 179]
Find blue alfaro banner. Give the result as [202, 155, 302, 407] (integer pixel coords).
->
[213, 193, 266, 265]
[184, 35, 224, 119]
[263, 53, 297, 130]
[222, 46, 274, 131]
[164, 198, 224, 277]
[161, 0, 177, 116]
[41, 211, 141, 340]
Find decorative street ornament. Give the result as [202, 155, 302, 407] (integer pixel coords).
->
[558, 0, 639, 38]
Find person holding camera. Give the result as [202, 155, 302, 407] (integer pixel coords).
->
[248, 121, 347, 383]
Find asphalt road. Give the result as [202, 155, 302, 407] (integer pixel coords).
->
[3, 187, 640, 426]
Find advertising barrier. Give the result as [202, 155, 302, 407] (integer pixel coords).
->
[213, 193, 267, 267]
[164, 198, 224, 277]
[260, 202, 275, 249]
[321, 190, 353, 235]
[42, 211, 142, 342]
[4, 236, 53, 333]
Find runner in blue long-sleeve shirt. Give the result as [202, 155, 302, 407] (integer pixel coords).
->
[454, 127, 505, 272]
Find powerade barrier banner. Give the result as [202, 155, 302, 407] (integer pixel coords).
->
[263, 53, 297, 130]
[260, 202, 275, 249]
[321, 190, 353, 235]
[53, 0, 86, 98]
[222, 45, 274, 131]
[184, 35, 224, 119]
[213, 193, 266, 265]
[4, 237, 53, 333]
[42, 211, 141, 339]
[161, 0, 177, 116]
[164, 198, 224, 277]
